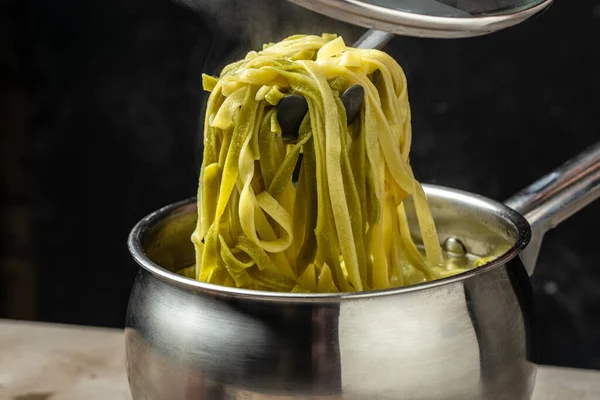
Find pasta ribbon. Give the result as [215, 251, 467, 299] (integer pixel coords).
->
[191, 33, 484, 292]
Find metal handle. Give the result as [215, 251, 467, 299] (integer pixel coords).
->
[353, 29, 394, 49]
[505, 142, 600, 275]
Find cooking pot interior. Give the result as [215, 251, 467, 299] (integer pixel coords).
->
[138, 185, 530, 279]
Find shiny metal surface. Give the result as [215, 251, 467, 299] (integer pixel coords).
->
[505, 141, 600, 275]
[126, 139, 600, 399]
[127, 186, 536, 399]
[353, 28, 393, 49]
[285, 0, 554, 38]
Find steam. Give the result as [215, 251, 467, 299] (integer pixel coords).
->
[178, 0, 364, 167]
[178, 0, 363, 71]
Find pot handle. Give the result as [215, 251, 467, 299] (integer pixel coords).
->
[505, 142, 600, 276]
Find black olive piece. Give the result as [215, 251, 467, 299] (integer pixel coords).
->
[277, 94, 308, 144]
[341, 84, 365, 125]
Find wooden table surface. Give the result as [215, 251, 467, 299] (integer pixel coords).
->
[1, 319, 599, 400]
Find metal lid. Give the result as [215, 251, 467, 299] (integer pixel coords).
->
[286, 0, 554, 38]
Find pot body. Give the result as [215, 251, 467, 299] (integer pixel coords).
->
[126, 187, 536, 400]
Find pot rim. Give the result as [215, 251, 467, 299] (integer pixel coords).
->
[127, 184, 532, 302]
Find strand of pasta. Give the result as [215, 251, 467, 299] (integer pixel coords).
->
[193, 34, 447, 292]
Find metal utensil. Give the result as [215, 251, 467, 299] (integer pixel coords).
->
[278, 0, 555, 130]
[170, 0, 553, 39]
[286, 0, 554, 38]
[126, 141, 599, 400]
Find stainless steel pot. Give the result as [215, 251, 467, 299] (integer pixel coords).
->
[126, 142, 599, 400]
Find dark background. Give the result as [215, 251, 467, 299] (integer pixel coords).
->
[1, 0, 598, 369]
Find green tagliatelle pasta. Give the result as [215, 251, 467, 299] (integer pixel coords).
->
[191, 33, 469, 292]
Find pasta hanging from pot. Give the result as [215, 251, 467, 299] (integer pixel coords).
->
[191, 33, 466, 292]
